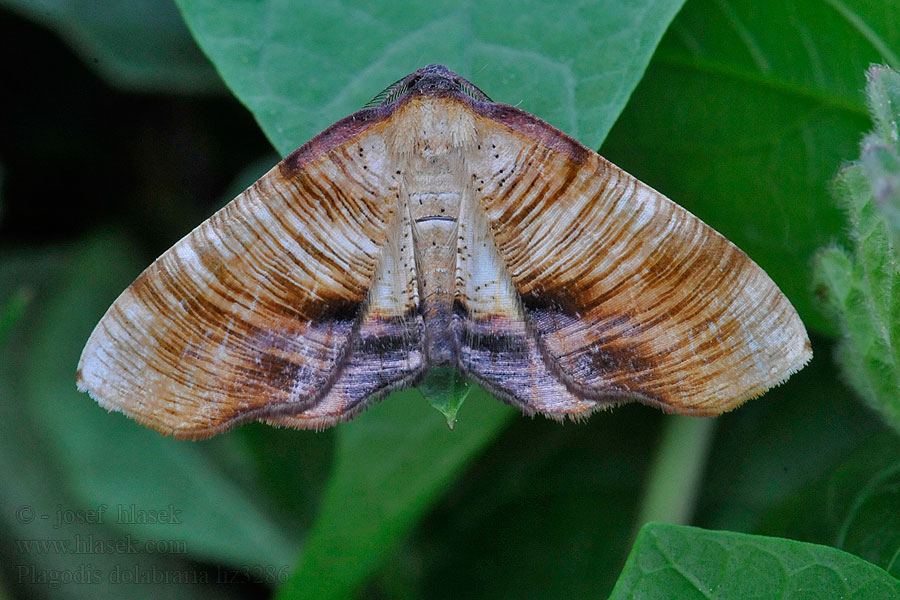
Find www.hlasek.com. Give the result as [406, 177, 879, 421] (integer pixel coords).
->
[17, 534, 186, 555]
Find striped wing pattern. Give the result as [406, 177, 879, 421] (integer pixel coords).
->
[77, 126, 425, 437]
[466, 113, 811, 415]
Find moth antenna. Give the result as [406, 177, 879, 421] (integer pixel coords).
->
[362, 74, 416, 108]
[454, 78, 492, 103]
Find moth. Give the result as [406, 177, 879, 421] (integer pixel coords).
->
[77, 65, 812, 438]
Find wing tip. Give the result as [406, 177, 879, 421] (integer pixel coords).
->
[77, 356, 218, 440]
[682, 328, 814, 417]
[760, 330, 814, 396]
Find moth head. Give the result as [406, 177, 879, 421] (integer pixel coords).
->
[363, 64, 493, 108]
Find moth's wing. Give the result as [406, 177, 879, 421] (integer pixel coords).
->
[265, 204, 426, 430]
[78, 114, 423, 437]
[455, 185, 596, 418]
[262, 304, 424, 430]
[463, 106, 812, 417]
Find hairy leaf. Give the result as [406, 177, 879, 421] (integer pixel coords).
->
[813, 65, 900, 434]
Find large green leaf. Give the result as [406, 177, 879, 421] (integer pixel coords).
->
[19, 234, 298, 572]
[610, 523, 900, 599]
[601, 0, 900, 335]
[175, 0, 687, 155]
[0, 250, 245, 599]
[409, 404, 663, 599]
[0, 0, 222, 93]
[173, 2, 690, 597]
[277, 389, 515, 600]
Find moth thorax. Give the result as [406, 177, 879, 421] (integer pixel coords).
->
[389, 98, 477, 158]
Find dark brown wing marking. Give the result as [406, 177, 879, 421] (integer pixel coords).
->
[453, 183, 595, 417]
[267, 205, 427, 430]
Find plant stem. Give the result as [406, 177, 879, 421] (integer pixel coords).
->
[634, 415, 717, 534]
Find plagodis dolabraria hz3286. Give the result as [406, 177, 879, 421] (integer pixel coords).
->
[77, 65, 811, 438]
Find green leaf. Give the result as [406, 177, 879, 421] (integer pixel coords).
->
[861, 138, 900, 232]
[694, 337, 888, 536]
[861, 67, 900, 235]
[610, 523, 900, 599]
[756, 431, 900, 552]
[20, 233, 298, 571]
[0, 0, 222, 93]
[601, 0, 900, 335]
[417, 367, 472, 428]
[837, 463, 900, 578]
[0, 250, 247, 600]
[866, 66, 900, 153]
[0, 286, 32, 346]
[276, 389, 515, 600]
[409, 405, 663, 599]
[175, 0, 687, 155]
